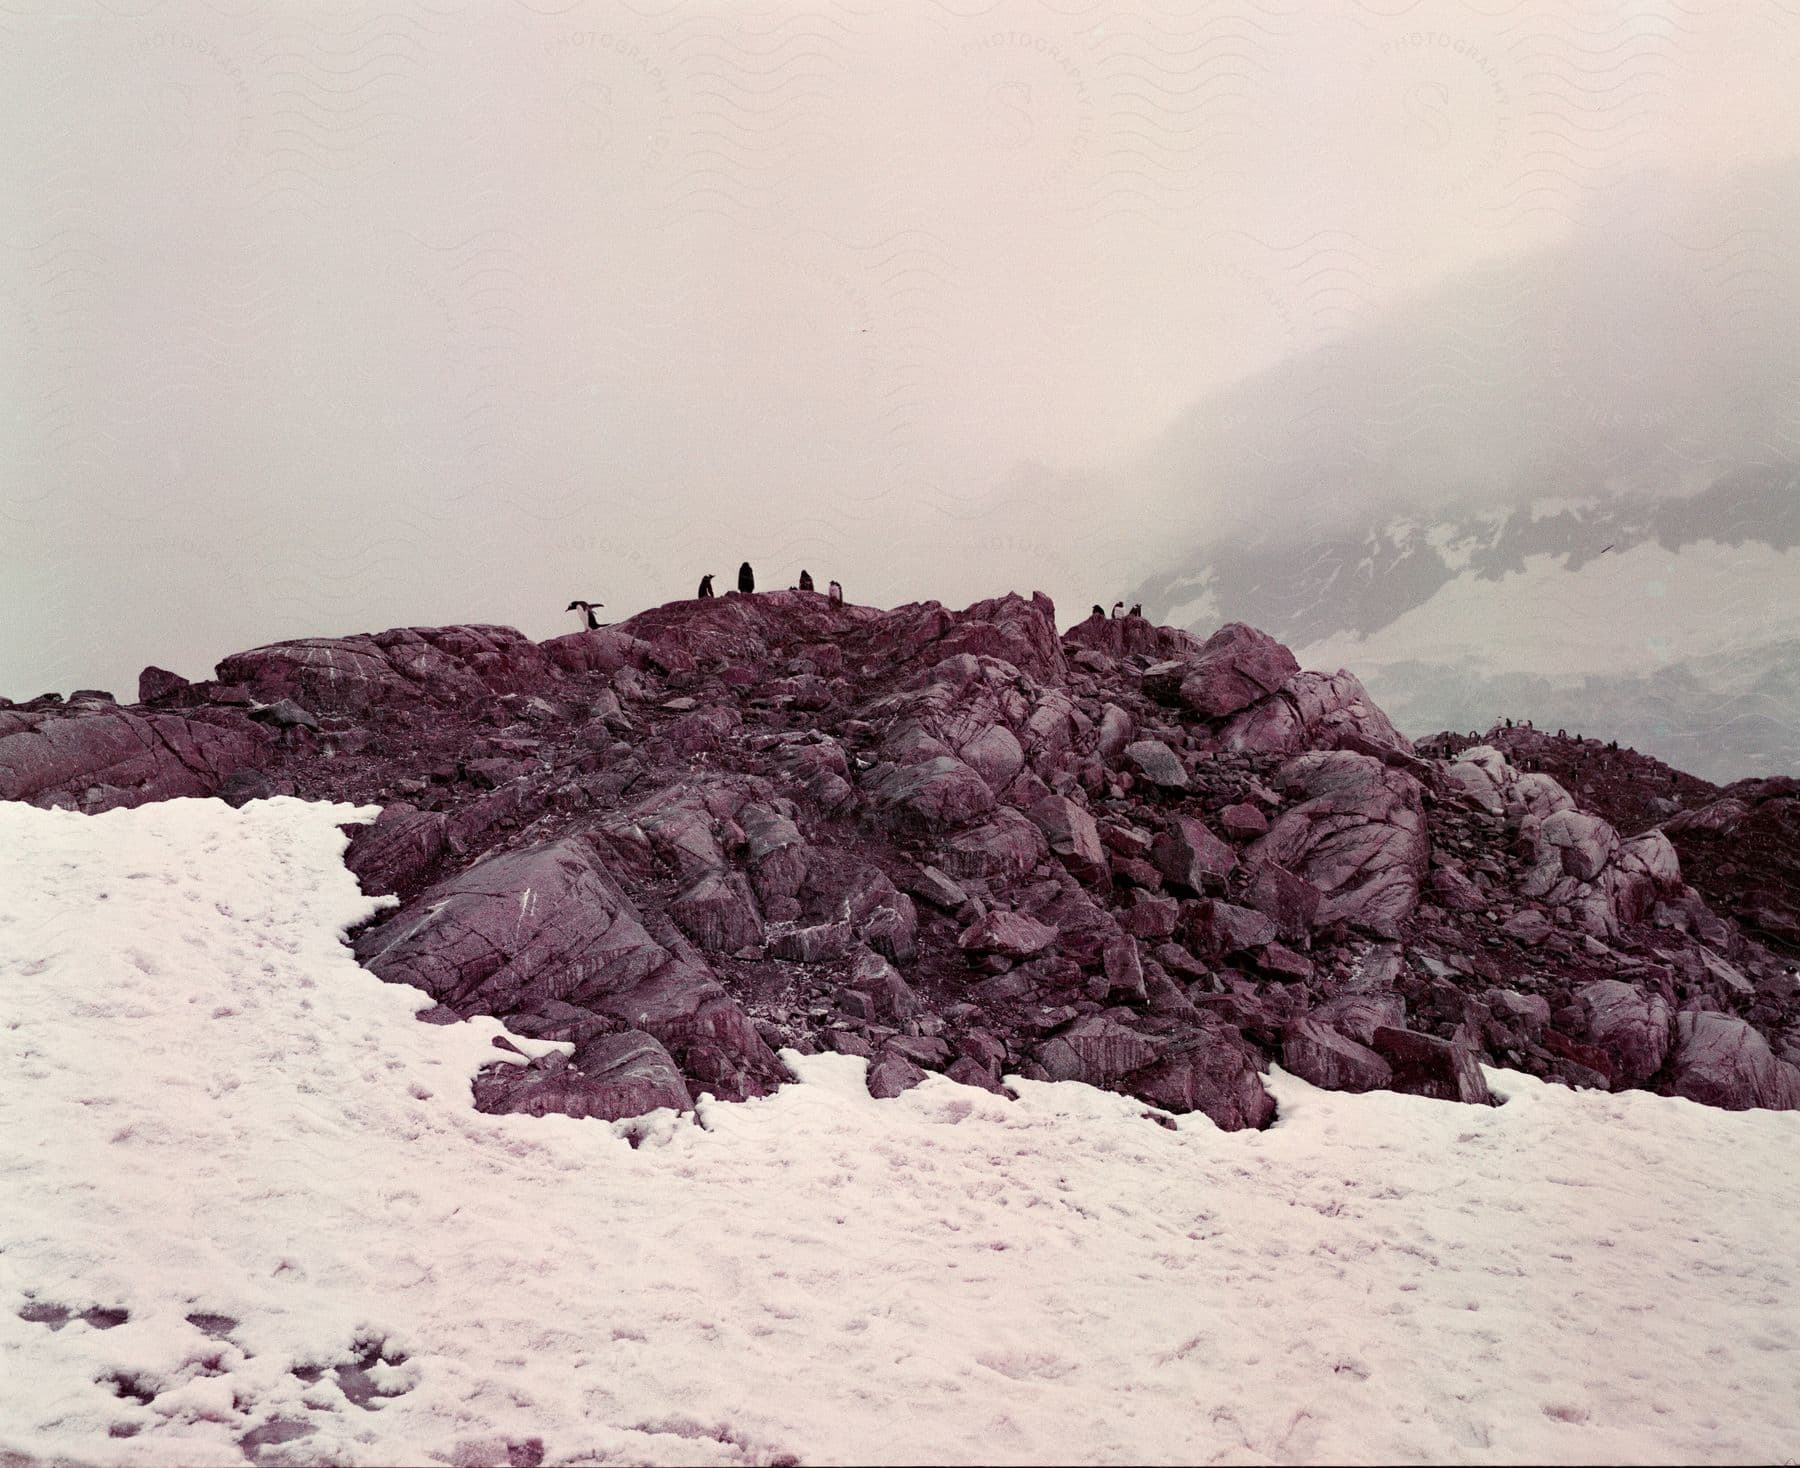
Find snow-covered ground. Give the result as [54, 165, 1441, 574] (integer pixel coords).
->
[3, 799, 1799, 1467]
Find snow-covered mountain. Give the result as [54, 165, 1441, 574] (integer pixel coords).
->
[1134, 469, 1800, 783]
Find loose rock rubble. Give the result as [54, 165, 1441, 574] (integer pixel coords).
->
[7, 592, 1799, 1126]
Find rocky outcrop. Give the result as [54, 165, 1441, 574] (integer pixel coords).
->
[15, 589, 1800, 1127]
[0, 706, 270, 811]
[217, 625, 552, 716]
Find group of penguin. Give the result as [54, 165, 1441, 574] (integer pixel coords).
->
[1092, 601, 1142, 619]
[565, 562, 843, 631]
[696, 563, 842, 603]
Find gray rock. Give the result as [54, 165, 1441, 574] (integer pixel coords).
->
[959, 910, 1058, 960]
[1282, 1018, 1393, 1093]
[1665, 1012, 1800, 1111]
[1124, 739, 1189, 791]
[1152, 815, 1236, 894]
[1576, 980, 1672, 1088]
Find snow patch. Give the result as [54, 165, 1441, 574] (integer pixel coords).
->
[3, 798, 1798, 1464]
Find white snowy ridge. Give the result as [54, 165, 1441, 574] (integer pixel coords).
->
[2, 797, 1798, 1465]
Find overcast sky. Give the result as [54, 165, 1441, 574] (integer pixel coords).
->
[4, 0, 1798, 699]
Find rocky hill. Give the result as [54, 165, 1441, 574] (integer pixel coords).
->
[4, 590, 1798, 1129]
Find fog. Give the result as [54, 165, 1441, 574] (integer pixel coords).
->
[4, 0, 1797, 700]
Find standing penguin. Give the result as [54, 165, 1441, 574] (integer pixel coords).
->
[1129, 603, 1142, 617]
[827, 579, 843, 606]
[1110, 600, 1124, 620]
[697, 574, 715, 599]
[566, 599, 605, 629]
[738, 562, 755, 594]
[799, 569, 814, 592]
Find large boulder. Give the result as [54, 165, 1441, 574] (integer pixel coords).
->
[1247, 752, 1429, 938]
[354, 838, 668, 1014]
[863, 756, 995, 830]
[1665, 1012, 1800, 1111]
[937, 808, 1049, 878]
[1281, 1018, 1392, 1093]
[0, 706, 270, 812]
[343, 804, 450, 900]
[1122, 1030, 1276, 1130]
[1123, 740, 1188, 791]
[594, 960, 786, 1103]
[959, 909, 1058, 960]
[1036, 1015, 1162, 1086]
[1369, 1026, 1492, 1106]
[1027, 794, 1110, 885]
[1146, 623, 1299, 721]
[1152, 815, 1236, 894]
[670, 870, 764, 953]
[1219, 670, 1413, 759]
[1574, 980, 1672, 1088]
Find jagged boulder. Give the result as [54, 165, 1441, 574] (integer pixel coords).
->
[1124, 740, 1188, 791]
[937, 808, 1048, 878]
[1121, 1031, 1276, 1130]
[670, 870, 764, 953]
[959, 910, 1058, 960]
[1369, 1027, 1491, 1105]
[343, 804, 449, 900]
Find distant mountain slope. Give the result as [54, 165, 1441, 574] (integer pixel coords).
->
[1134, 470, 1800, 782]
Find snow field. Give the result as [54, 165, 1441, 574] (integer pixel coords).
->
[2, 797, 1797, 1466]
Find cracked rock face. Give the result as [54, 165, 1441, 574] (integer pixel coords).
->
[12, 586, 1800, 1126]
[0, 707, 271, 811]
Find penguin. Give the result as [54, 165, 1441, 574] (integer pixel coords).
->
[1129, 603, 1142, 617]
[566, 599, 604, 630]
[1090, 604, 1105, 618]
[1110, 600, 1124, 620]
[827, 579, 843, 606]
[697, 574, 715, 599]
[799, 569, 814, 592]
[738, 561, 755, 594]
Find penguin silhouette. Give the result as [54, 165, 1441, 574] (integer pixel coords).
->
[1110, 600, 1124, 620]
[738, 562, 755, 594]
[827, 579, 843, 606]
[1129, 603, 1142, 617]
[566, 599, 604, 630]
[697, 574, 714, 599]
[799, 569, 814, 592]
